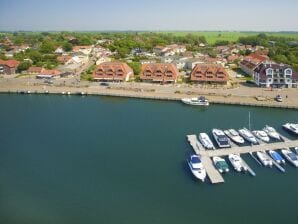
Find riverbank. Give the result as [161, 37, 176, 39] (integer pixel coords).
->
[1, 81, 298, 109]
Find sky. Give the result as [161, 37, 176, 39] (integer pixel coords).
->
[0, 0, 298, 31]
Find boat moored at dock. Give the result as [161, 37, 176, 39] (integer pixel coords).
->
[224, 129, 245, 144]
[212, 156, 229, 173]
[212, 129, 231, 148]
[253, 130, 270, 143]
[199, 133, 215, 150]
[263, 125, 281, 140]
[228, 154, 247, 172]
[281, 148, 298, 167]
[187, 155, 206, 182]
[268, 150, 285, 164]
[239, 128, 258, 144]
[181, 96, 209, 106]
[283, 123, 298, 135]
[256, 151, 273, 167]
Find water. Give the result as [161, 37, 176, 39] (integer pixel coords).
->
[0, 94, 298, 224]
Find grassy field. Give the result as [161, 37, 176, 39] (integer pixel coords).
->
[155, 31, 298, 44]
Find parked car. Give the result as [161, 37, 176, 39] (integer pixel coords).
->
[100, 82, 109, 86]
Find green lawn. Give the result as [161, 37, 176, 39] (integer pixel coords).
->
[155, 31, 298, 44]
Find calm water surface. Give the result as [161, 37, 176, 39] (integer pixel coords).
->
[0, 94, 298, 224]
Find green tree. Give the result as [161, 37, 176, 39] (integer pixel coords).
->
[128, 62, 141, 76]
[17, 61, 31, 72]
[62, 42, 73, 52]
[40, 41, 55, 54]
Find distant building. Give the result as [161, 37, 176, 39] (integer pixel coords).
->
[240, 54, 269, 76]
[27, 66, 44, 74]
[0, 59, 20, 75]
[36, 69, 62, 79]
[73, 45, 93, 55]
[93, 62, 133, 82]
[191, 64, 229, 84]
[57, 55, 72, 64]
[253, 63, 298, 88]
[55, 47, 65, 54]
[140, 63, 179, 83]
[153, 44, 186, 56]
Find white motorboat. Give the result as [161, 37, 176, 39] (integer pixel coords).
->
[281, 148, 298, 167]
[263, 125, 281, 140]
[199, 133, 215, 150]
[212, 129, 231, 148]
[212, 156, 229, 173]
[252, 130, 270, 143]
[224, 129, 245, 144]
[238, 128, 258, 144]
[187, 155, 207, 182]
[181, 96, 209, 106]
[295, 147, 298, 155]
[228, 154, 246, 172]
[268, 150, 285, 164]
[283, 123, 298, 135]
[256, 151, 273, 167]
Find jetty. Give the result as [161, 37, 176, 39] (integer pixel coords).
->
[187, 134, 298, 184]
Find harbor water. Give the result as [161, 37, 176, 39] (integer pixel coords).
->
[0, 94, 298, 224]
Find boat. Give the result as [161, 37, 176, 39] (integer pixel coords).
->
[281, 148, 298, 167]
[228, 154, 246, 172]
[283, 123, 298, 135]
[61, 91, 66, 95]
[181, 96, 209, 106]
[212, 156, 229, 173]
[238, 128, 258, 144]
[268, 150, 285, 164]
[275, 95, 283, 102]
[263, 125, 280, 140]
[256, 151, 273, 167]
[199, 133, 215, 150]
[187, 155, 206, 182]
[252, 130, 270, 143]
[67, 91, 71, 95]
[224, 129, 245, 144]
[212, 129, 231, 148]
[295, 147, 298, 155]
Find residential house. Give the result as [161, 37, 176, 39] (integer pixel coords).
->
[191, 64, 229, 84]
[96, 57, 112, 65]
[55, 47, 65, 54]
[153, 44, 186, 56]
[240, 54, 269, 76]
[0, 59, 20, 75]
[73, 45, 93, 55]
[253, 63, 298, 88]
[27, 66, 44, 74]
[140, 63, 179, 83]
[36, 69, 62, 79]
[57, 55, 72, 64]
[93, 62, 133, 82]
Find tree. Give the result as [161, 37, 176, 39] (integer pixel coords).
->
[128, 62, 141, 76]
[40, 41, 55, 54]
[62, 42, 73, 52]
[17, 61, 31, 72]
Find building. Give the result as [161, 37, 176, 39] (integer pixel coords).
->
[57, 55, 72, 64]
[0, 59, 20, 75]
[93, 62, 133, 82]
[240, 54, 268, 76]
[191, 64, 229, 84]
[253, 63, 298, 88]
[140, 63, 179, 83]
[153, 44, 186, 56]
[73, 45, 93, 55]
[36, 69, 62, 79]
[27, 66, 44, 74]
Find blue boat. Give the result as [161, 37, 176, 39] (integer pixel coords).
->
[269, 150, 285, 164]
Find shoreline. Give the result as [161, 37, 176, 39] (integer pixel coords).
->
[1, 86, 298, 110]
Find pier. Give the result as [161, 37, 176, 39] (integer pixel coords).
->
[187, 134, 298, 184]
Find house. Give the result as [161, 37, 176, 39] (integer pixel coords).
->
[96, 57, 112, 65]
[57, 55, 72, 64]
[73, 45, 93, 55]
[27, 66, 44, 74]
[55, 47, 64, 54]
[93, 62, 133, 82]
[36, 69, 62, 79]
[253, 63, 298, 88]
[240, 54, 269, 76]
[140, 63, 179, 83]
[191, 64, 229, 84]
[153, 44, 186, 56]
[140, 59, 156, 65]
[0, 59, 20, 75]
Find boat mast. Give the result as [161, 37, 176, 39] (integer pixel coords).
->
[248, 112, 251, 131]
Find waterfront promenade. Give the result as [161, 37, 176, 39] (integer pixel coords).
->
[1, 79, 298, 109]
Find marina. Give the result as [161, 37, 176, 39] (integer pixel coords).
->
[186, 124, 298, 184]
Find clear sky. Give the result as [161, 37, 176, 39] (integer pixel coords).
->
[0, 0, 298, 31]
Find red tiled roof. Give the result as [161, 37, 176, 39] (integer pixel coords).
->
[0, 59, 20, 68]
[93, 62, 133, 81]
[140, 63, 179, 82]
[40, 69, 62, 76]
[191, 64, 229, 83]
[27, 66, 44, 73]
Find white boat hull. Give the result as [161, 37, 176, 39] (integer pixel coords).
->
[188, 162, 206, 181]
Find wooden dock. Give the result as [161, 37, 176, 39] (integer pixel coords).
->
[186, 134, 298, 184]
[187, 135, 225, 184]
